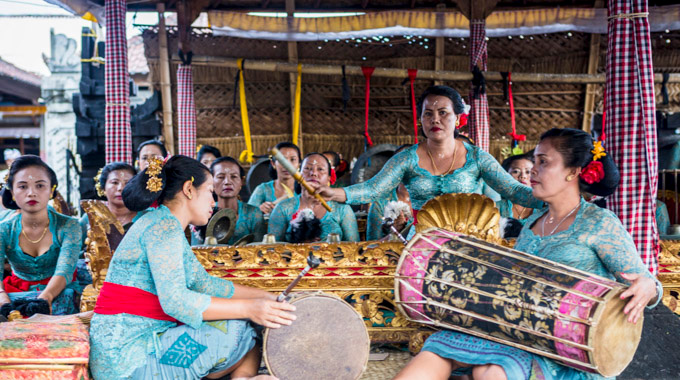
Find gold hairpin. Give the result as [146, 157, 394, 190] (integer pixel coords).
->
[146, 157, 164, 193]
[94, 168, 105, 197]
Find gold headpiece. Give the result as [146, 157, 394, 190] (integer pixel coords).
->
[146, 157, 164, 193]
[94, 168, 105, 197]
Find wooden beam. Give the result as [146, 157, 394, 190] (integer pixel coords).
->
[157, 3, 175, 155]
[455, 0, 499, 19]
[581, 0, 605, 133]
[153, 56, 680, 84]
[286, 0, 301, 148]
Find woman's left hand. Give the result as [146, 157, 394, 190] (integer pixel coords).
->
[37, 292, 54, 314]
[619, 272, 658, 324]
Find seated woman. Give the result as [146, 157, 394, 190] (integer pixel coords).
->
[269, 153, 359, 243]
[80, 162, 139, 236]
[319, 86, 541, 224]
[136, 139, 168, 171]
[192, 157, 266, 245]
[394, 128, 662, 380]
[89, 155, 293, 380]
[366, 145, 413, 241]
[656, 199, 670, 235]
[497, 153, 538, 238]
[198, 145, 221, 168]
[0, 155, 82, 315]
[248, 142, 300, 215]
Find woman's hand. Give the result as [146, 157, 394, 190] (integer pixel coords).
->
[619, 272, 658, 324]
[394, 211, 408, 231]
[37, 291, 54, 314]
[316, 187, 346, 203]
[0, 291, 10, 308]
[259, 202, 275, 214]
[246, 298, 296, 328]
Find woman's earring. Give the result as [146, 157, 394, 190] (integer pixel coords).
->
[187, 193, 193, 200]
[566, 175, 575, 181]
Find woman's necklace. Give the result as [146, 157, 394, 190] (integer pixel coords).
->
[426, 142, 457, 176]
[541, 203, 580, 236]
[22, 225, 49, 244]
[513, 204, 531, 220]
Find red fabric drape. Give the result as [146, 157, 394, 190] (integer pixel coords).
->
[177, 64, 197, 158]
[362, 66, 375, 147]
[104, 0, 132, 164]
[605, 0, 659, 274]
[407, 69, 419, 143]
[506, 73, 525, 142]
[468, 20, 490, 151]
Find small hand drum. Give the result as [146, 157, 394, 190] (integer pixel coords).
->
[263, 291, 370, 380]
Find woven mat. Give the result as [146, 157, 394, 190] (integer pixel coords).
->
[360, 349, 411, 380]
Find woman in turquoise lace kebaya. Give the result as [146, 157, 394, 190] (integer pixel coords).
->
[318, 86, 542, 215]
[248, 142, 301, 215]
[269, 153, 359, 242]
[191, 157, 266, 245]
[89, 155, 294, 380]
[394, 128, 662, 380]
[0, 155, 82, 315]
[497, 153, 538, 225]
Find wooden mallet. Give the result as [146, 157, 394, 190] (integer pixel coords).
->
[270, 148, 332, 212]
[277, 253, 322, 302]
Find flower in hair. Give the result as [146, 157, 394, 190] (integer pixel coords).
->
[146, 157, 164, 193]
[94, 168, 105, 197]
[329, 168, 337, 185]
[580, 161, 605, 185]
[591, 141, 606, 161]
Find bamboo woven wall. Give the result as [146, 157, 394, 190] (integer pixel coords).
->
[142, 27, 680, 161]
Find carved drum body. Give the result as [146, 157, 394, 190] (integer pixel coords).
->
[395, 228, 642, 377]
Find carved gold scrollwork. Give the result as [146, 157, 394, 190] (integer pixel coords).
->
[81, 200, 125, 292]
[659, 239, 680, 315]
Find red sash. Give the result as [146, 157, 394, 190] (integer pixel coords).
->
[93, 281, 179, 322]
[3, 273, 51, 293]
[2, 271, 77, 293]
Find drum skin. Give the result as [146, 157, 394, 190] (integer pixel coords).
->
[263, 292, 370, 380]
[395, 227, 642, 377]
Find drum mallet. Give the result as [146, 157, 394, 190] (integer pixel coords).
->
[382, 217, 409, 245]
[277, 253, 322, 302]
[271, 148, 332, 212]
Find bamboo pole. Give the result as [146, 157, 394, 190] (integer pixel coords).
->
[157, 3, 175, 155]
[152, 55, 680, 84]
[581, 0, 605, 132]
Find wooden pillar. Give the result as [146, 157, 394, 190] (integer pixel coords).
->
[286, 0, 301, 150]
[434, 3, 446, 85]
[157, 3, 175, 155]
[582, 0, 604, 133]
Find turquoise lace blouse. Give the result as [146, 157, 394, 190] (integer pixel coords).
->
[268, 195, 359, 242]
[247, 180, 276, 207]
[89, 205, 236, 379]
[343, 143, 541, 211]
[496, 198, 538, 225]
[515, 198, 661, 295]
[0, 207, 82, 284]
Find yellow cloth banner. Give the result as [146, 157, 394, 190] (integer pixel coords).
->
[237, 59, 254, 164]
[292, 64, 302, 147]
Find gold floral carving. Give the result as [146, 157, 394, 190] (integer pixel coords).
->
[81, 200, 124, 291]
[659, 239, 680, 315]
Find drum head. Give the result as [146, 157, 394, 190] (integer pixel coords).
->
[264, 293, 370, 380]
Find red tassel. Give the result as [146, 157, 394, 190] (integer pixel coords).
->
[407, 68, 419, 143]
[362, 66, 376, 147]
[506, 72, 526, 142]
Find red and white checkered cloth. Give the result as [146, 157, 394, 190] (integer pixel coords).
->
[604, 0, 659, 274]
[468, 20, 490, 152]
[104, 0, 132, 164]
[177, 64, 197, 158]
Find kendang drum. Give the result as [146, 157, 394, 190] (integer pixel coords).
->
[263, 291, 370, 380]
[395, 227, 642, 377]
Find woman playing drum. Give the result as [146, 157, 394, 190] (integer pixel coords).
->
[89, 155, 295, 380]
[318, 85, 542, 221]
[394, 128, 662, 380]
